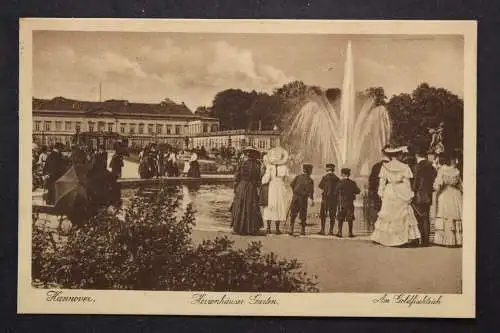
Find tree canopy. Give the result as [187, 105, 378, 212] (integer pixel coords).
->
[194, 81, 463, 154]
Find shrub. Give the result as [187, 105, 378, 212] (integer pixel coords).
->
[32, 187, 319, 292]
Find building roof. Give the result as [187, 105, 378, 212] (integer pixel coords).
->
[32, 97, 217, 121]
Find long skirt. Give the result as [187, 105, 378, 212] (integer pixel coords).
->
[231, 181, 263, 235]
[433, 186, 462, 246]
[371, 183, 421, 246]
[263, 178, 291, 221]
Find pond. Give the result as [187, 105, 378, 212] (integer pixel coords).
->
[122, 184, 373, 236]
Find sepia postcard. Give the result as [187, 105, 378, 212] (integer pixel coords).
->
[18, 18, 476, 317]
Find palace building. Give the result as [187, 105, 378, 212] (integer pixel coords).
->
[32, 97, 220, 149]
[32, 97, 281, 152]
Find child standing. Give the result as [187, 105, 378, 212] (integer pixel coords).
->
[318, 163, 340, 235]
[289, 163, 314, 236]
[334, 168, 360, 238]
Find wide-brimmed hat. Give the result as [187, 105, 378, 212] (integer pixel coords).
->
[242, 146, 260, 158]
[382, 145, 408, 155]
[267, 146, 289, 165]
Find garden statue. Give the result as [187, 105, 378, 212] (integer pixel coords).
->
[428, 122, 445, 154]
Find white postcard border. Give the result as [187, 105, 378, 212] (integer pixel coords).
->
[18, 18, 477, 318]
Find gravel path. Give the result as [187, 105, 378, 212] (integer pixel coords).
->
[191, 229, 462, 294]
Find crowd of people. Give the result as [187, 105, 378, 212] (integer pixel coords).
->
[136, 143, 201, 179]
[230, 144, 463, 248]
[32, 142, 123, 227]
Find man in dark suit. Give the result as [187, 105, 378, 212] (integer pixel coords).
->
[289, 163, 314, 236]
[368, 146, 390, 229]
[412, 148, 437, 246]
[42, 142, 68, 205]
[318, 163, 340, 235]
[93, 144, 108, 170]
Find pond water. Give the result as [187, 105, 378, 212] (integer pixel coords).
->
[122, 184, 373, 235]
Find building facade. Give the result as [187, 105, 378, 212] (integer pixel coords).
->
[190, 129, 281, 152]
[32, 97, 220, 149]
[32, 97, 281, 153]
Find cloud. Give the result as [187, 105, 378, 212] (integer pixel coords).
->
[34, 37, 294, 109]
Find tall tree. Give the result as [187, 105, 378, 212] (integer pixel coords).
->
[194, 106, 213, 118]
[387, 83, 463, 153]
[364, 87, 387, 106]
[245, 93, 284, 131]
[211, 89, 256, 130]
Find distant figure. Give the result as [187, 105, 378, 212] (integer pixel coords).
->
[37, 145, 48, 170]
[231, 146, 264, 235]
[432, 155, 463, 247]
[318, 163, 340, 235]
[289, 163, 314, 236]
[413, 147, 438, 247]
[262, 147, 291, 235]
[371, 146, 421, 247]
[42, 142, 68, 205]
[70, 144, 88, 166]
[187, 152, 201, 178]
[109, 151, 124, 179]
[181, 151, 191, 176]
[166, 150, 179, 177]
[334, 168, 360, 238]
[93, 144, 108, 170]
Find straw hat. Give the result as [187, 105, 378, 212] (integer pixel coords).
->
[266, 146, 289, 165]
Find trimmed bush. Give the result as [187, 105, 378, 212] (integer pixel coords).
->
[32, 188, 319, 292]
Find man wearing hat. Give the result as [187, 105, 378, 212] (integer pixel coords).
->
[318, 163, 340, 235]
[413, 146, 437, 246]
[368, 145, 390, 229]
[334, 168, 360, 238]
[42, 142, 68, 205]
[289, 163, 314, 236]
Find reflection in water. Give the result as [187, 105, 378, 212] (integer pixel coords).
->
[122, 184, 371, 235]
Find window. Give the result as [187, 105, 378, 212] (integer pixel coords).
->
[44, 121, 51, 131]
[156, 124, 162, 134]
[88, 122, 94, 132]
[55, 121, 62, 131]
[75, 122, 81, 132]
[130, 124, 136, 134]
[211, 124, 218, 132]
[148, 124, 154, 134]
[108, 123, 114, 132]
[166, 125, 172, 134]
[203, 124, 208, 133]
[120, 123, 126, 134]
[138, 123, 144, 134]
[65, 121, 72, 131]
[34, 121, 41, 132]
[98, 121, 105, 131]
[175, 125, 181, 135]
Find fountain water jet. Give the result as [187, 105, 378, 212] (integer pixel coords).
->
[286, 41, 391, 175]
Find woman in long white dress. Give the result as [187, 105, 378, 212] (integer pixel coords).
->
[262, 146, 292, 235]
[371, 146, 421, 247]
[432, 155, 463, 246]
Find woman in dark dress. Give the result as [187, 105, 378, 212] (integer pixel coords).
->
[231, 147, 264, 235]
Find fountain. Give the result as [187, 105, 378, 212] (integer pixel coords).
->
[286, 41, 391, 175]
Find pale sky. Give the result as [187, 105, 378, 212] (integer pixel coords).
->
[33, 31, 464, 111]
